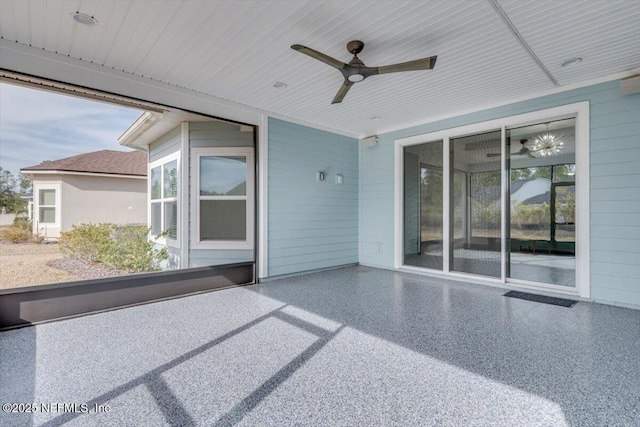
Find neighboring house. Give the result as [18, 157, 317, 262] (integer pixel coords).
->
[21, 150, 147, 240]
[510, 178, 551, 205]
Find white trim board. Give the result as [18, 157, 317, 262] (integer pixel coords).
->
[148, 151, 181, 249]
[0, 40, 359, 140]
[22, 170, 146, 180]
[180, 123, 190, 269]
[258, 116, 269, 279]
[394, 102, 590, 299]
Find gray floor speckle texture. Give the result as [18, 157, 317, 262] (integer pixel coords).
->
[1, 266, 638, 426]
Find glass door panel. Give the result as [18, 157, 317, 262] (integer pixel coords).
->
[450, 130, 502, 277]
[404, 141, 444, 270]
[507, 118, 576, 287]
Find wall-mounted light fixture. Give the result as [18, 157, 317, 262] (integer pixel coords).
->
[620, 75, 640, 96]
[362, 135, 378, 148]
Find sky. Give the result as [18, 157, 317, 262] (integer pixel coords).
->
[0, 83, 142, 178]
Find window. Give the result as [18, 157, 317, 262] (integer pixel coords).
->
[191, 147, 254, 250]
[149, 153, 179, 243]
[38, 189, 56, 224]
[33, 183, 61, 229]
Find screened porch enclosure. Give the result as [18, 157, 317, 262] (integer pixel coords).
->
[403, 117, 577, 288]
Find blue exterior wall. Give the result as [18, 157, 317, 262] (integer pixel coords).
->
[268, 118, 359, 277]
[149, 127, 181, 162]
[188, 121, 255, 268]
[360, 80, 640, 308]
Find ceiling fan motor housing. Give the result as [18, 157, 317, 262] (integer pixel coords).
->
[347, 40, 364, 55]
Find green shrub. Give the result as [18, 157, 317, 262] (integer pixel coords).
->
[59, 223, 168, 272]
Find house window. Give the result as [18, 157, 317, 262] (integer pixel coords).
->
[149, 153, 179, 243]
[191, 147, 254, 250]
[38, 189, 56, 224]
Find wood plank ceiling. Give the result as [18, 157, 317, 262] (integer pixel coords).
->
[1, 0, 638, 136]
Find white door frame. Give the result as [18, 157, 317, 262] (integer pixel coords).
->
[394, 101, 590, 298]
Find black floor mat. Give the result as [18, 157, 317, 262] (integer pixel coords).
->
[503, 290, 578, 307]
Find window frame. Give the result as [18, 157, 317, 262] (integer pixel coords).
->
[191, 147, 255, 250]
[35, 183, 61, 227]
[148, 152, 180, 247]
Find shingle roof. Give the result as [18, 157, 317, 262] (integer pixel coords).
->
[21, 150, 147, 176]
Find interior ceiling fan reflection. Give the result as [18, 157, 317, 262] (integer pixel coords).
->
[486, 135, 565, 159]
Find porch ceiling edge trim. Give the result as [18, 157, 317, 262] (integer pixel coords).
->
[1, 40, 637, 141]
[0, 40, 360, 140]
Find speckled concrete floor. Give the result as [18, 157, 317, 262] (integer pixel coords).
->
[1, 266, 638, 426]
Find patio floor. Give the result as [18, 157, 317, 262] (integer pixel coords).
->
[1, 266, 638, 426]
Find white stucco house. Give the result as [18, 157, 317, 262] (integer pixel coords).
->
[20, 150, 147, 240]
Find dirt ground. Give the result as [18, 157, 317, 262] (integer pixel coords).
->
[0, 242, 78, 288]
[0, 241, 132, 289]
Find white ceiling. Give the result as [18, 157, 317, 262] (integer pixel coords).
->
[0, 0, 638, 137]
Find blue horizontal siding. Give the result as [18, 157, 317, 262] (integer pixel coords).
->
[591, 287, 640, 308]
[188, 249, 253, 267]
[268, 118, 358, 277]
[360, 79, 640, 308]
[591, 250, 640, 265]
[149, 127, 181, 162]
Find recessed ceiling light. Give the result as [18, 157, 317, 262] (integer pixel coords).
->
[71, 12, 98, 26]
[273, 82, 288, 89]
[561, 58, 582, 67]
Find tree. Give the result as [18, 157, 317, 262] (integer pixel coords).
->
[19, 174, 32, 196]
[0, 167, 27, 214]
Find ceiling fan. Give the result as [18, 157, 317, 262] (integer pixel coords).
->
[291, 40, 437, 104]
[487, 139, 536, 158]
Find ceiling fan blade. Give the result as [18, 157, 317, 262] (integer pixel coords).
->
[527, 152, 536, 158]
[291, 44, 346, 70]
[377, 55, 437, 75]
[331, 81, 353, 104]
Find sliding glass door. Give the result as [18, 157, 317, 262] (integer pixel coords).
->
[507, 118, 576, 287]
[450, 130, 502, 277]
[401, 113, 580, 291]
[404, 141, 444, 269]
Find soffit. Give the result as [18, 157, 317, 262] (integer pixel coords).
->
[0, 0, 637, 136]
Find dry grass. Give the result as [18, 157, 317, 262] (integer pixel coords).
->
[0, 242, 78, 289]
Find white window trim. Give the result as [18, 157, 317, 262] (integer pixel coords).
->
[191, 147, 255, 250]
[394, 101, 590, 299]
[149, 151, 180, 248]
[34, 182, 61, 228]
